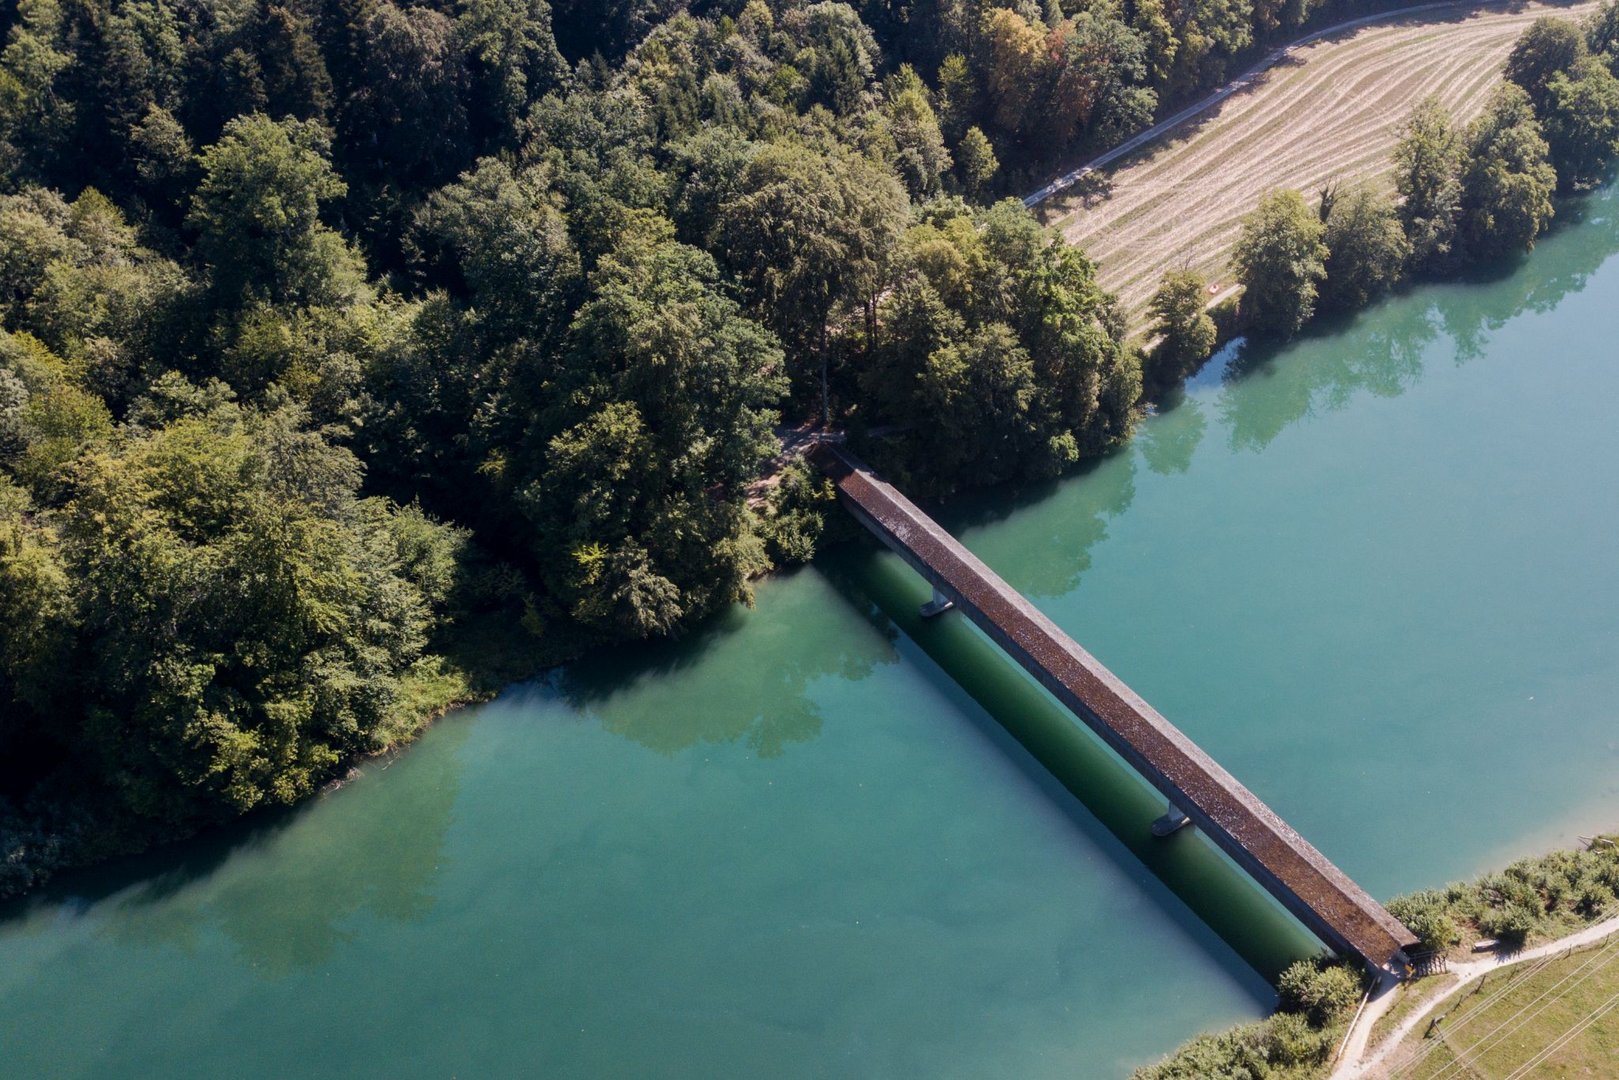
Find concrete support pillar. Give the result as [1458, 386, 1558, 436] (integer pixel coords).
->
[1151, 800, 1192, 837]
[919, 587, 955, 618]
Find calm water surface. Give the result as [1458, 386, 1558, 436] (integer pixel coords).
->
[4, 185, 1619, 1078]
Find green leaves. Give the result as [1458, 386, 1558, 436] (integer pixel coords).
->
[1230, 189, 1327, 338]
[190, 114, 362, 307]
[1459, 83, 1557, 260]
[1148, 268, 1217, 387]
[0, 391, 454, 824]
[1320, 186, 1410, 312]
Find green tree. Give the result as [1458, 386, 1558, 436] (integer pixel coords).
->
[518, 224, 785, 639]
[59, 398, 445, 822]
[915, 322, 1048, 483]
[456, 0, 568, 146]
[718, 141, 906, 424]
[189, 114, 365, 306]
[1230, 189, 1327, 338]
[1393, 96, 1464, 273]
[1542, 57, 1619, 189]
[0, 330, 113, 501]
[1148, 268, 1217, 387]
[1505, 17, 1588, 113]
[0, 481, 75, 725]
[1588, 0, 1619, 70]
[1320, 186, 1410, 311]
[0, 0, 75, 176]
[332, 0, 472, 197]
[1275, 960, 1363, 1027]
[955, 126, 998, 195]
[883, 66, 952, 198]
[1458, 83, 1557, 260]
[413, 157, 581, 345]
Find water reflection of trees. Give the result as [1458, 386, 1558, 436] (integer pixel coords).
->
[1438, 187, 1617, 361]
[1137, 392, 1207, 476]
[936, 453, 1138, 599]
[1215, 183, 1618, 453]
[1216, 304, 1434, 453]
[556, 566, 898, 757]
[30, 721, 471, 975]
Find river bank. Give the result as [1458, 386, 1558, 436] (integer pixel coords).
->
[5, 174, 1618, 1079]
[1134, 834, 1619, 1077]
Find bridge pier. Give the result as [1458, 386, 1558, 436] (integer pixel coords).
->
[1151, 800, 1193, 837]
[919, 587, 955, 618]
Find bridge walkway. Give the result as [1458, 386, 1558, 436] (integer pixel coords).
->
[811, 442, 1419, 976]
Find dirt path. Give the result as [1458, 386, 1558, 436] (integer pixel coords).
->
[1032, 0, 1595, 334]
[1331, 913, 1619, 1078]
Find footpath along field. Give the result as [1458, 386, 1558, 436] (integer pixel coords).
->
[1041, 0, 1596, 335]
[1372, 935, 1619, 1077]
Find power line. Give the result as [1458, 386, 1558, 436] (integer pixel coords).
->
[1391, 940, 1619, 1079]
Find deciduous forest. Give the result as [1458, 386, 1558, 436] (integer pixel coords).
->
[2, 0, 1615, 895]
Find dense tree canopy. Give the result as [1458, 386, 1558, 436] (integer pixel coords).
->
[3, 0, 1614, 896]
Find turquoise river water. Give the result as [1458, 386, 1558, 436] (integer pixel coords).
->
[4, 185, 1619, 1078]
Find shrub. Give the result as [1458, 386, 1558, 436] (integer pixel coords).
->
[757, 459, 837, 565]
[1478, 901, 1541, 947]
[1276, 959, 1362, 1026]
[1389, 889, 1463, 953]
[1131, 1023, 1272, 1079]
[1264, 1009, 1331, 1067]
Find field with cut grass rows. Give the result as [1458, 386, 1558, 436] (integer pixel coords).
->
[1041, 1, 1596, 335]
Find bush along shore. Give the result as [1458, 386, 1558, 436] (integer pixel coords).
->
[1132, 834, 1619, 1079]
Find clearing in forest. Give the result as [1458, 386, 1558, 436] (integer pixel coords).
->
[1041, 0, 1596, 335]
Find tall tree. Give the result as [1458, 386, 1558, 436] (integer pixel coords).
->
[1319, 186, 1409, 311]
[519, 221, 785, 638]
[1230, 188, 1327, 338]
[189, 114, 365, 307]
[1393, 96, 1464, 273]
[1505, 17, 1588, 114]
[718, 141, 906, 424]
[1148, 268, 1217, 388]
[1541, 57, 1619, 190]
[1458, 83, 1557, 260]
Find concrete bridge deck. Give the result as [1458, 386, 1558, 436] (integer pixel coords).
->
[811, 442, 1419, 976]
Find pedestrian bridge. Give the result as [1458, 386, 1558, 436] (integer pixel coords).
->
[810, 441, 1419, 977]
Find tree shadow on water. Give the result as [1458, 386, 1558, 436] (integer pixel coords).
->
[553, 561, 901, 758]
[0, 723, 469, 977]
[1435, 185, 1619, 361]
[922, 451, 1140, 600]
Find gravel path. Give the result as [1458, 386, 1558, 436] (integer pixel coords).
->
[1331, 913, 1619, 1078]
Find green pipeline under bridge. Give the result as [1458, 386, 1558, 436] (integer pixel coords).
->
[809, 440, 1420, 978]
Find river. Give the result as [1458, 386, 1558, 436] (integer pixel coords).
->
[3, 184, 1618, 1078]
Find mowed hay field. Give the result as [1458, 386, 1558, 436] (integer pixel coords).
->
[1042, 1, 1596, 335]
